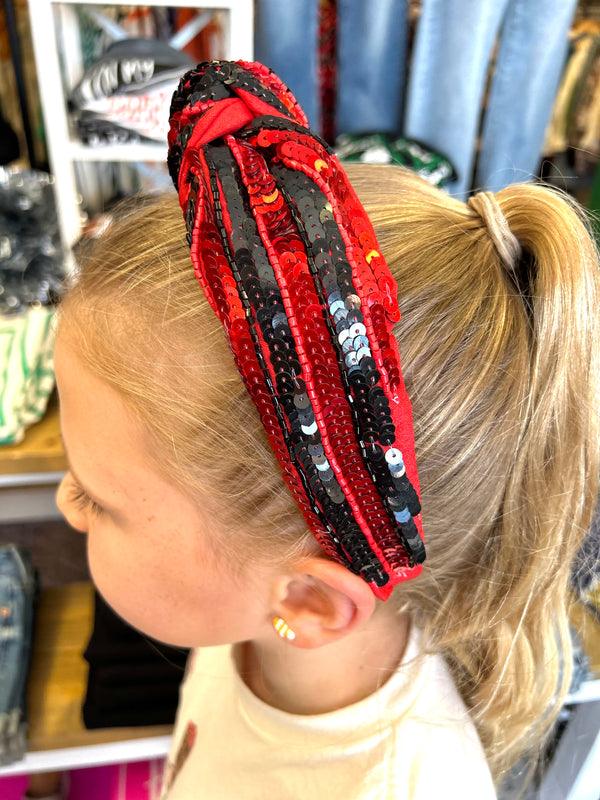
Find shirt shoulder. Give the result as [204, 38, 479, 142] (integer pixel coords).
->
[401, 724, 497, 800]
[393, 644, 497, 799]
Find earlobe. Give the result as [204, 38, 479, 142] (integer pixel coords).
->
[271, 558, 377, 649]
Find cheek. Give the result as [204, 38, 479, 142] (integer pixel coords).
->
[85, 521, 162, 617]
[85, 518, 202, 642]
[86, 521, 135, 605]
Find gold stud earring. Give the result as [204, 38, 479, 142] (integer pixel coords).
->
[272, 616, 296, 641]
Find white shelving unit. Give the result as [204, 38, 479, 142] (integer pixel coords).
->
[0, 471, 65, 523]
[0, 735, 172, 777]
[27, 0, 254, 259]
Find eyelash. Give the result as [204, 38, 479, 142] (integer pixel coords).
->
[70, 482, 104, 518]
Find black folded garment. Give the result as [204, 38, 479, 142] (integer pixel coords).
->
[82, 589, 189, 729]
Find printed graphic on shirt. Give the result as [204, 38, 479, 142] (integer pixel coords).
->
[162, 720, 197, 797]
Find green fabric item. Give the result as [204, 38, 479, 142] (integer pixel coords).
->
[589, 160, 600, 246]
[335, 133, 457, 188]
[0, 307, 56, 445]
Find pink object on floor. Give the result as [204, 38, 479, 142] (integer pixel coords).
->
[64, 759, 165, 800]
[0, 773, 29, 800]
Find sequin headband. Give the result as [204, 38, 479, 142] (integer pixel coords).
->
[167, 60, 424, 600]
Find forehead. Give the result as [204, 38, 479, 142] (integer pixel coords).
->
[55, 330, 136, 437]
[54, 331, 155, 504]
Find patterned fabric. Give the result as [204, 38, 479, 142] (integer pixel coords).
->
[167, 60, 424, 600]
[0, 308, 55, 445]
[335, 132, 456, 188]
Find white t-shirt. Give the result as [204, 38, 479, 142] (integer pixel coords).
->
[161, 625, 496, 799]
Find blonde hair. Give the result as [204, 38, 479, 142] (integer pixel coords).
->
[59, 165, 600, 783]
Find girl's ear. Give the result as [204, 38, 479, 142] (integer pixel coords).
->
[270, 558, 377, 649]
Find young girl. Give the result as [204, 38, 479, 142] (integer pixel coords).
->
[54, 61, 600, 799]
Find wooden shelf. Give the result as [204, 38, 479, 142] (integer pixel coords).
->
[0, 582, 172, 776]
[0, 393, 67, 521]
[0, 393, 66, 477]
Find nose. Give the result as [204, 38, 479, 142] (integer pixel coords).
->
[56, 471, 89, 534]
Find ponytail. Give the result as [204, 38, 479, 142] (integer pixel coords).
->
[345, 165, 600, 781]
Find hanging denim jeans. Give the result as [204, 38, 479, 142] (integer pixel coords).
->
[254, 0, 321, 132]
[0, 545, 37, 765]
[405, 0, 578, 196]
[336, 0, 409, 135]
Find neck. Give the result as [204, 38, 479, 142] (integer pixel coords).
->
[235, 609, 411, 715]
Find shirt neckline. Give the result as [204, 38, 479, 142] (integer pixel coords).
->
[229, 623, 430, 742]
